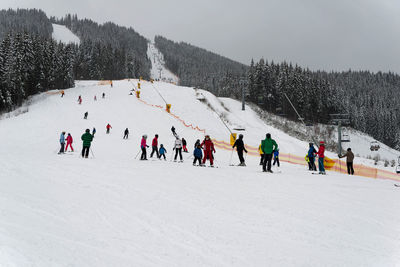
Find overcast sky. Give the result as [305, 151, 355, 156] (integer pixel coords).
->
[2, 0, 400, 73]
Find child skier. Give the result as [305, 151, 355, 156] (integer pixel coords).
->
[174, 136, 183, 161]
[65, 133, 74, 152]
[273, 148, 280, 167]
[258, 142, 264, 165]
[159, 144, 167, 160]
[140, 135, 149, 160]
[201, 135, 216, 166]
[193, 144, 203, 166]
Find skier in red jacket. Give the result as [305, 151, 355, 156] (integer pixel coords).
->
[150, 134, 159, 158]
[316, 141, 326, 174]
[65, 133, 74, 152]
[201, 135, 216, 166]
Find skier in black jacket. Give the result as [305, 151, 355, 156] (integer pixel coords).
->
[232, 134, 248, 166]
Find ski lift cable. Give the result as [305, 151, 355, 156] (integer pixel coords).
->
[150, 83, 168, 105]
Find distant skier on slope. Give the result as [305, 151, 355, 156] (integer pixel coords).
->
[193, 144, 203, 166]
[102, 93, 105, 99]
[339, 148, 355, 175]
[61, 90, 65, 97]
[81, 129, 93, 158]
[106, 123, 112, 134]
[201, 135, 216, 166]
[150, 134, 160, 158]
[232, 134, 248, 166]
[261, 133, 278, 173]
[174, 136, 183, 161]
[94, 95, 97, 101]
[58, 131, 66, 154]
[171, 126, 177, 137]
[92, 127, 96, 137]
[84, 112, 88, 119]
[140, 135, 149, 160]
[123, 128, 129, 139]
[65, 133, 74, 152]
[316, 141, 326, 174]
[78, 95, 82, 105]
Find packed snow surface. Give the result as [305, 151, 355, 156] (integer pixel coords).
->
[0, 80, 399, 266]
[52, 24, 80, 45]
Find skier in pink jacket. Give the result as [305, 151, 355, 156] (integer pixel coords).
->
[140, 135, 149, 160]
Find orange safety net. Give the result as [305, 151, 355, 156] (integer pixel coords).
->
[98, 80, 112, 85]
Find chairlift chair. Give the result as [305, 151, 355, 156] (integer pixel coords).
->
[396, 156, 400, 174]
[370, 141, 380, 151]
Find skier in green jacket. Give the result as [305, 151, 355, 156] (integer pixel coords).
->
[81, 129, 93, 158]
[261, 133, 278, 173]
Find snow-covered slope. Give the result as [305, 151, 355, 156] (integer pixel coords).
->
[147, 42, 179, 84]
[0, 80, 399, 266]
[52, 24, 80, 45]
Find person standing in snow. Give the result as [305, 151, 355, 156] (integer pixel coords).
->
[201, 135, 216, 166]
[273, 149, 280, 167]
[106, 123, 112, 134]
[307, 143, 317, 171]
[61, 90, 65, 97]
[339, 148, 355, 175]
[194, 139, 201, 149]
[123, 128, 129, 139]
[150, 134, 160, 158]
[159, 144, 167, 160]
[140, 135, 149, 160]
[65, 133, 74, 152]
[182, 138, 188, 152]
[78, 95, 82, 105]
[193, 144, 203, 166]
[261, 133, 278, 173]
[58, 132, 66, 154]
[94, 95, 97, 101]
[102, 93, 105, 99]
[84, 112, 88, 119]
[316, 141, 326, 174]
[258, 142, 264, 165]
[92, 127, 96, 137]
[81, 129, 93, 158]
[110, 81, 113, 88]
[174, 136, 183, 161]
[171, 126, 176, 137]
[232, 134, 248, 166]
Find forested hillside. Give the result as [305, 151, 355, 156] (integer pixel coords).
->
[247, 59, 400, 149]
[154, 36, 248, 98]
[51, 14, 151, 79]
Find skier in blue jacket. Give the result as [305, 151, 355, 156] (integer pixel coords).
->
[159, 144, 167, 160]
[58, 131, 66, 154]
[273, 149, 280, 167]
[307, 143, 317, 171]
[193, 144, 203, 166]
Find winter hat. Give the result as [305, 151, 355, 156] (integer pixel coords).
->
[155, 134, 158, 138]
[266, 133, 271, 139]
[347, 148, 351, 151]
[85, 129, 90, 133]
[143, 135, 147, 139]
[309, 142, 313, 146]
[320, 141, 325, 145]
[239, 134, 243, 138]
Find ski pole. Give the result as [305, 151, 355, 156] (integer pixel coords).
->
[134, 149, 141, 159]
[90, 147, 95, 158]
[229, 148, 234, 165]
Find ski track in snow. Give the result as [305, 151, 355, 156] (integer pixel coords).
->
[0, 80, 399, 266]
